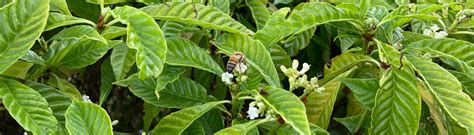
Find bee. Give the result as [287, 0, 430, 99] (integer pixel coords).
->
[226, 52, 245, 73]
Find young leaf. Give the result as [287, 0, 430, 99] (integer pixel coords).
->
[166, 37, 224, 76]
[0, 76, 58, 134]
[150, 101, 229, 134]
[110, 43, 136, 81]
[339, 78, 378, 109]
[408, 56, 474, 134]
[45, 12, 96, 31]
[0, 0, 49, 73]
[245, 0, 271, 30]
[64, 101, 113, 135]
[141, 2, 254, 35]
[215, 33, 281, 87]
[112, 6, 167, 79]
[258, 86, 311, 134]
[369, 67, 421, 134]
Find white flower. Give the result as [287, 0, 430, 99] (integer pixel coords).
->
[247, 106, 260, 120]
[434, 31, 448, 39]
[235, 63, 248, 73]
[280, 65, 288, 73]
[429, 24, 440, 32]
[111, 120, 119, 126]
[257, 102, 265, 109]
[315, 87, 326, 93]
[292, 60, 299, 69]
[423, 29, 433, 36]
[221, 72, 234, 85]
[299, 63, 310, 74]
[82, 94, 92, 103]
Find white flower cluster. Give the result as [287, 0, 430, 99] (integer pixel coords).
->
[280, 60, 325, 92]
[246, 97, 276, 120]
[422, 24, 448, 39]
[82, 94, 92, 103]
[221, 63, 248, 85]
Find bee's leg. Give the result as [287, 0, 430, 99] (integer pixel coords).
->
[192, 0, 198, 18]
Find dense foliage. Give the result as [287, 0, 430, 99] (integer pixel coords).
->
[1, 0, 474, 134]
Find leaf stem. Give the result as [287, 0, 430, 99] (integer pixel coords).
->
[105, 19, 120, 27]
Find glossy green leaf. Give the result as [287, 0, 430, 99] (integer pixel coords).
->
[282, 27, 316, 57]
[258, 86, 310, 134]
[407, 38, 474, 67]
[161, 21, 193, 37]
[86, 0, 127, 4]
[246, 0, 270, 30]
[215, 33, 281, 87]
[158, 76, 215, 108]
[449, 70, 474, 98]
[44, 37, 114, 69]
[143, 102, 160, 132]
[306, 69, 353, 129]
[25, 81, 72, 124]
[64, 101, 113, 135]
[1, 61, 33, 79]
[20, 50, 47, 66]
[114, 74, 159, 105]
[269, 45, 291, 79]
[418, 80, 448, 135]
[339, 78, 378, 109]
[99, 57, 114, 106]
[112, 6, 167, 79]
[0, 0, 49, 72]
[334, 113, 371, 133]
[150, 101, 229, 134]
[101, 26, 127, 40]
[0, 76, 58, 134]
[111, 43, 136, 81]
[254, 8, 291, 48]
[50, 74, 82, 100]
[408, 56, 474, 134]
[215, 119, 269, 135]
[154, 65, 187, 93]
[184, 121, 206, 135]
[369, 67, 421, 134]
[45, 12, 95, 31]
[49, 25, 102, 41]
[50, 0, 72, 15]
[320, 53, 378, 86]
[141, 2, 253, 35]
[210, 0, 229, 14]
[166, 37, 224, 76]
[287, 2, 361, 35]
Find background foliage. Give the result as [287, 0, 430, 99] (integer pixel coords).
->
[1, 0, 474, 134]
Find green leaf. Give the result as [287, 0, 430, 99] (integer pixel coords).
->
[334, 113, 371, 133]
[114, 73, 159, 105]
[306, 69, 353, 129]
[418, 80, 448, 135]
[282, 27, 316, 57]
[407, 38, 474, 67]
[246, 0, 270, 30]
[215, 33, 281, 87]
[161, 21, 193, 37]
[1, 61, 33, 79]
[269, 45, 291, 79]
[143, 102, 160, 132]
[158, 76, 215, 108]
[64, 101, 113, 135]
[50, 0, 72, 15]
[258, 86, 310, 134]
[369, 67, 421, 134]
[25, 81, 72, 124]
[210, 0, 230, 14]
[49, 25, 102, 41]
[112, 6, 167, 79]
[44, 37, 114, 69]
[50, 74, 82, 100]
[254, 8, 291, 48]
[101, 26, 127, 40]
[141, 2, 253, 35]
[150, 101, 229, 135]
[20, 50, 47, 66]
[154, 65, 187, 93]
[0, 76, 58, 134]
[86, 0, 127, 4]
[449, 70, 474, 98]
[215, 119, 269, 135]
[99, 57, 114, 106]
[320, 53, 378, 85]
[45, 12, 96, 31]
[287, 2, 361, 35]
[339, 78, 378, 109]
[0, 0, 50, 73]
[408, 56, 474, 134]
[166, 37, 224, 76]
[111, 43, 136, 81]
[184, 121, 206, 135]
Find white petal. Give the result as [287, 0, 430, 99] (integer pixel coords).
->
[292, 60, 299, 69]
[434, 31, 448, 39]
[299, 63, 311, 74]
[247, 106, 260, 120]
[82, 94, 92, 103]
[221, 72, 234, 85]
[423, 29, 433, 36]
[235, 63, 248, 73]
[430, 24, 439, 32]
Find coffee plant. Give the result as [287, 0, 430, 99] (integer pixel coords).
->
[1, 0, 473, 134]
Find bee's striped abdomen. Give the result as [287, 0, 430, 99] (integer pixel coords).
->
[226, 52, 245, 73]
